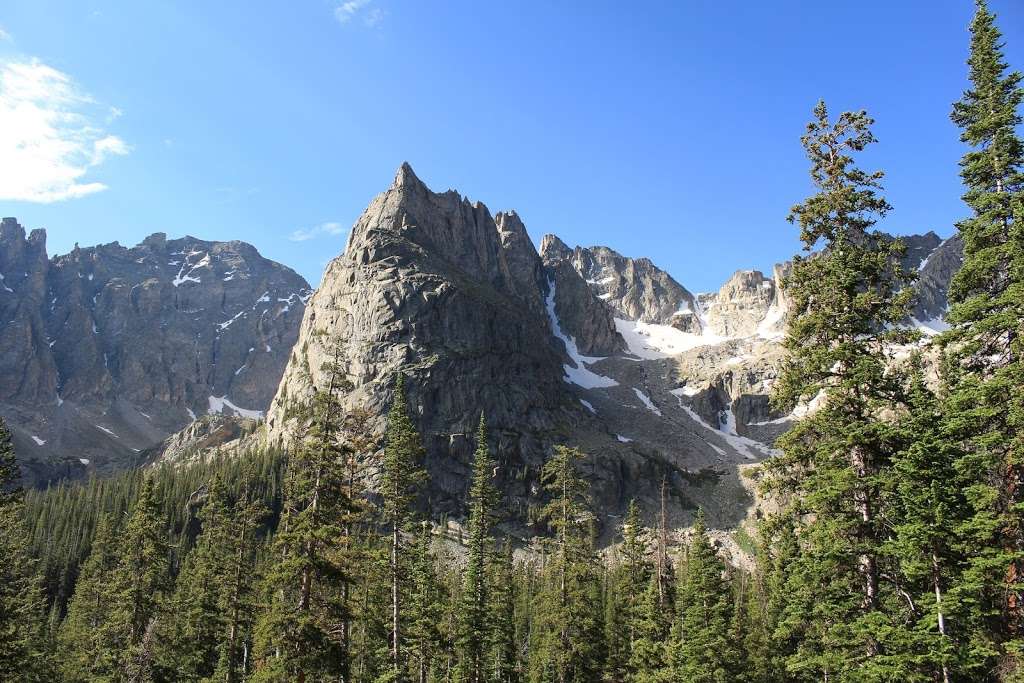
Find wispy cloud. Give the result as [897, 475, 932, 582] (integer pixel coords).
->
[0, 26, 11, 42]
[0, 59, 130, 202]
[289, 221, 347, 242]
[334, 0, 386, 28]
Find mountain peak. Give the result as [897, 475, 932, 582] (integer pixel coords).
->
[393, 161, 423, 189]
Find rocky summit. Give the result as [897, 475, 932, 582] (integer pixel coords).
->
[0, 217, 309, 484]
[257, 164, 963, 543]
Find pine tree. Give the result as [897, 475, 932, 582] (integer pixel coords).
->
[380, 373, 427, 681]
[109, 476, 171, 681]
[161, 475, 234, 681]
[881, 359, 973, 682]
[58, 512, 121, 681]
[487, 541, 520, 683]
[760, 100, 914, 679]
[212, 472, 268, 683]
[0, 418, 50, 681]
[251, 379, 352, 681]
[670, 510, 734, 683]
[945, 1, 1024, 674]
[607, 500, 658, 683]
[406, 523, 444, 683]
[528, 445, 605, 683]
[457, 414, 498, 683]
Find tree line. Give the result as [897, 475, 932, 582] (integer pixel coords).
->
[1, 1, 1022, 681]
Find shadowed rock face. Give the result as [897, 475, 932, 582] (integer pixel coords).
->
[912, 235, 962, 322]
[0, 217, 309, 484]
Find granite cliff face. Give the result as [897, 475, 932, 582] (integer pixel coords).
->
[0, 217, 309, 483]
[259, 166, 967, 540]
[265, 166, 768, 533]
[267, 164, 580, 517]
[540, 237, 701, 331]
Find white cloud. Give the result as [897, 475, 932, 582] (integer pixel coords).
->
[0, 59, 130, 202]
[289, 221, 347, 242]
[334, 0, 384, 27]
[363, 8, 386, 27]
[0, 26, 11, 42]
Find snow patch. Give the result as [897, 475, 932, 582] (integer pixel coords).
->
[614, 318, 728, 359]
[545, 281, 618, 388]
[172, 252, 209, 287]
[217, 310, 246, 331]
[207, 395, 265, 420]
[95, 425, 118, 438]
[676, 398, 778, 461]
[615, 434, 634, 443]
[911, 316, 950, 337]
[79, 458, 90, 465]
[632, 388, 662, 416]
[670, 386, 701, 398]
[579, 399, 596, 414]
[756, 305, 786, 340]
[186, 408, 197, 421]
[0, 273, 12, 293]
[31, 435, 46, 446]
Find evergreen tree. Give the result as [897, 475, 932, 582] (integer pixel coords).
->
[883, 360, 973, 682]
[161, 476, 234, 681]
[109, 476, 171, 681]
[0, 418, 50, 681]
[380, 373, 427, 680]
[487, 542, 520, 683]
[760, 100, 914, 679]
[212, 473, 268, 683]
[670, 510, 735, 683]
[58, 512, 121, 681]
[406, 523, 444, 683]
[945, 1, 1024, 674]
[528, 445, 605, 683]
[457, 414, 498, 683]
[251, 379, 352, 681]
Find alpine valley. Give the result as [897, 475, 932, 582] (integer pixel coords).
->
[1, 162, 961, 547]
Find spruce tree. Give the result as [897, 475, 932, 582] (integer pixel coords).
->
[212, 473, 267, 683]
[670, 510, 735, 683]
[487, 542, 520, 683]
[528, 445, 605, 683]
[251, 379, 352, 681]
[161, 475, 234, 681]
[58, 512, 121, 681]
[945, 0, 1024, 673]
[0, 418, 50, 681]
[457, 414, 498, 683]
[109, 476, 171, 681]
[760, 100, 914, 678]
[380, 373, 427, 680]
[407, 523, 443, 683]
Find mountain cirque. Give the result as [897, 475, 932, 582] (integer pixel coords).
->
[2, 163, 961, 546]
[0, 217, 310, 484]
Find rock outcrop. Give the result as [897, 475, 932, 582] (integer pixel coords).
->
[912, 235, 962, 323]
[266, 165, 766, 532]
[267, 164, 586, 517]
[540, 238, 700, 329]
[0, 217, 309, 484]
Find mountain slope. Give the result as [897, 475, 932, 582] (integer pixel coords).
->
[0, 217, 310, 483]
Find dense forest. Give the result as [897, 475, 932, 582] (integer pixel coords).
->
[1, 2, 1023, 681]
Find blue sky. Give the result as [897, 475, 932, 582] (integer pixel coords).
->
[1, 1, 1022, 292]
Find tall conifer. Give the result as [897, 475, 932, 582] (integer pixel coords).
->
[945, 1, 1024, 673]
[761, 100, 914, 678]
[457, 414, 498, 683]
